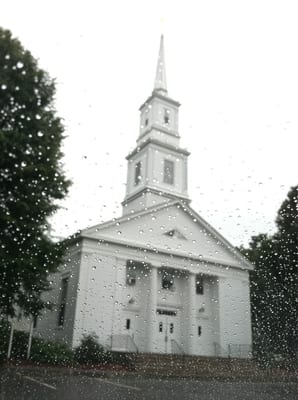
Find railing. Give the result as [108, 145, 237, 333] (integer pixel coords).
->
[171, 339, 185, 355]
[228, 344, 252, 359]
[214, 342, 227, 358]
[214, 342, 252, 359]
[110, 334, 139, 353]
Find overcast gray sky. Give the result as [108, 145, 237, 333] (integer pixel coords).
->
[2, 0, 297, 246]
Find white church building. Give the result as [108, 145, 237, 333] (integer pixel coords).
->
[36, 36, 253, 357]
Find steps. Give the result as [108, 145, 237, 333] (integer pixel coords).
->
[129, 353, 297, 381]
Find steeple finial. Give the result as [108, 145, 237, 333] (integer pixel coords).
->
[154, 35, 167, 95]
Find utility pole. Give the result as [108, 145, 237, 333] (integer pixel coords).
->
[7, 320, 14, 359]
[27, 317, 34, 359]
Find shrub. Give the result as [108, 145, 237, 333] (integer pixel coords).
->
[0, 320, 10, 362]
[10, 330, 29, 359]
[1, 324, 134, 368]
[0, 320, 73, 365]
[74, 334, 111, 365]
[0, 321, 30, 361]
[30, 338, 74, 366]
[0, 323, 29, 361]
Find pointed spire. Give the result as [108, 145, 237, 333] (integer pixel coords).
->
[154, 35, 167, 95]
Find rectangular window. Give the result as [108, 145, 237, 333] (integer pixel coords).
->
[126, 260, 137, 286]
[58, 277, 69, 327]
[159, 322, 163, 333]
[126, 270, 136, 286]
[170, 323, 174, 334]
[198, 326, 202, 336]
[134, 161, 142, 185]
[164, 108, 170, 124]
[196, 275, 204, 295]
[162, 271, 174, 290]
[163, 160, 174, 185]
[126, 319, 131, 330]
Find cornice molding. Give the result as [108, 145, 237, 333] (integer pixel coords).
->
[138, 124, 180, 141]
[139, 92, 181, 111]
[122, 186, 190, 206]
[126, 137, 190, 160]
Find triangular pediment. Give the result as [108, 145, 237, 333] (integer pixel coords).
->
[82, 201, 253, 271]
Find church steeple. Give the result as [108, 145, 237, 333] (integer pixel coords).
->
[122, 36, 190, 215]
[154, 35, 167, 96]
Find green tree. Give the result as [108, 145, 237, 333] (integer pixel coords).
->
[0, 28, 70, 319]
[274, 186, 298, 358]
[241, 186, 298, 363]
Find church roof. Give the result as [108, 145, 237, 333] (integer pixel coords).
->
[80, 200, 253, 271]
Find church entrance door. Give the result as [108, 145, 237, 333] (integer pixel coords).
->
[156, 309, 180, 353]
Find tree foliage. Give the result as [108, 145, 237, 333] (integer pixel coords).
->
[74, 334, 108, 365]
[0, 28, 70, 319]
[241, 186, 298, 362]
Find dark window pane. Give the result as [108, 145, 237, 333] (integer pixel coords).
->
[164, 108, 170, 124]
[134, 161, 142, 185]
[162, 272, 174, 290]
[196, 275, 204, 295]
[164, 159, 174, 184]
[58, 277, 68, 327]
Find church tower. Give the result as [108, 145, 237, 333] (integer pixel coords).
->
[122, 36, 190, 215]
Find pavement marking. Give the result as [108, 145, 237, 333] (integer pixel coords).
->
[95, 378, 141, 391]
[16, 373, 57, 390]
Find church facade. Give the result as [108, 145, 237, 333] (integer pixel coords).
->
[35, 36, 253, 357]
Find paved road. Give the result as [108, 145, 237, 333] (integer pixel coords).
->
[1, 370, 297, 400]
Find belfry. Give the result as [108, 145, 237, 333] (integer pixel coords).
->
[123, 35, 189, 214]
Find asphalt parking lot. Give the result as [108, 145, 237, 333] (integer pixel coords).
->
[1, 369, 297, 400]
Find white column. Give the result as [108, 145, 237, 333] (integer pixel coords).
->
[188, 273, 196, 354]
[147, 266, 158, 352]
[217, 276, 230, 356]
